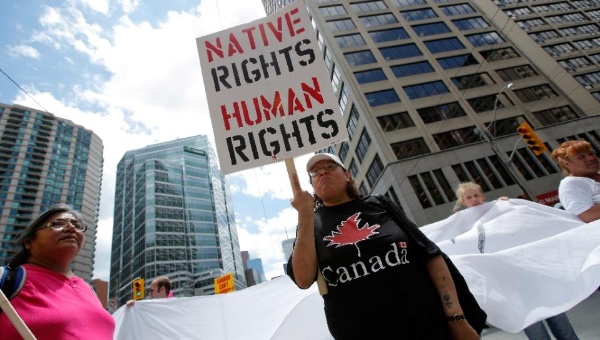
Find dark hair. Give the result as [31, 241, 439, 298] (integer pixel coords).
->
[155, 276, 172, 295]
[7, 204, 84, 267]
[314, 175, 361, 209]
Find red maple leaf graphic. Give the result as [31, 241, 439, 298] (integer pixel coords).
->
[323, 212, 380, 257]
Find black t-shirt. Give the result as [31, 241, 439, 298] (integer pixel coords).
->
[288, 195, 449, 339]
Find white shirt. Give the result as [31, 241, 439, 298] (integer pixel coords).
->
[558, 175, 600, 216]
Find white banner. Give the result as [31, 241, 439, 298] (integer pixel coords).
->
[196, 2, 347, 174]
[113, 200, 600, 338]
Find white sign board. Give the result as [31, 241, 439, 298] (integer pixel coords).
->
[196, 1, 348, 174]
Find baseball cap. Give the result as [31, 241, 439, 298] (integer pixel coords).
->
[306, 153, 345, 172]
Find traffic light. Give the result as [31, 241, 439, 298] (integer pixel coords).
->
[132, 277, 145, 300]
[516, 122, 548, 156]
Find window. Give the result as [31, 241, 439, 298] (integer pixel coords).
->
[480, 47, 520, 62]
[391, 61, 434, 78]
[339, 83, 349, 112]
[433, 126, 481, 149]
[351, 1, 387, 12]
[412, 22, 451, 36]
[379, 43, 422, 60]
[401, 9, 438, 21]
[369, 27, 409, 43]
[391, 0, 426, 7]
[533, 106, 580, 125]
[409, 175, 432, 208]
[366, 155, 384, 187]
[466, 32, 504, 47]
[377, 112, 415, 132]
[496, 65, 538, 81]
[327, 19, 357, 32]
[365, 89, 401, 106]
[437, 54, 479, 69]
[344, 50, 377, 66]
[355, 129, 372, 162]
[390, 138, 430, 160]
[452, 17, 489, 31]
[451, 73, 492, 90]
[339, 142, 350, 162]
[417, 102, 466, 123]
[359, 13, 398, 27]
[403, 81, 450, 99]
[425, 37, 465, 53]
[467, 95, 497, 113]
[346, 105, 360, 140]
[440, 4, 475, 16]
[514, 84, 558, 102]
[336, 33, 367, 48]
[320, 5, 347, 17]
[354, 68, 387, 84]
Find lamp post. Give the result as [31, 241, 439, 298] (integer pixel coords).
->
[479, 83, 535, 200]
[486, 82, 513, 138]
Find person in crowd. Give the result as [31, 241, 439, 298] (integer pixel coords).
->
[455, 181, 579, 340]
[0, 204, 115, 339]
[126, 275, 172, 306]
[551, 139, 600, 223]
[286, 153, 481, 339]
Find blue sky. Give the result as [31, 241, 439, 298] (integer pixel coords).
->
[0, 0, 315, 281]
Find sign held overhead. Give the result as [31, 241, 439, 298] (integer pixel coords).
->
[196, 1, 347, 174]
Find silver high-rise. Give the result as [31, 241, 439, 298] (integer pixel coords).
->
[109, 135, 246, 305]
[0, 103, 103, 280]
[263, 0, 600, 225]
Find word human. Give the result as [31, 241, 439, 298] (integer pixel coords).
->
[321, 242, 409, 286]
[221, 76, 324, 131]
[210, 39, 315, 92]
[226, 108, 340, 165]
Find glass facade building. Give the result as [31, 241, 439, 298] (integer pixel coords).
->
[0, 103, 104, 280]
[109, 135, 246, 304]
[263, 0, 600, 225]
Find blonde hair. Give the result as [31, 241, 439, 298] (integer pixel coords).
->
[453, 181, 484, 213]
[550, 140, 593, 176]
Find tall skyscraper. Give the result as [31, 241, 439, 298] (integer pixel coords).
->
[264, 0, 600, 225]
[0, 103, 104, 280]
[109, 135, 246, 304]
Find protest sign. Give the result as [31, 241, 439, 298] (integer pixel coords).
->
[196, 1, 347, 174]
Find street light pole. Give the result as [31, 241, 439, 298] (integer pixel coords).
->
[479, 82, 536, 200]
[486, 82, 513, 138]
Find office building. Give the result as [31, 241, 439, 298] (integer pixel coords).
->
[263, 0, 600, 225]
[242, 250, 267, 286]
[109, 135, 246, 305]
[0, 103, 103, 280]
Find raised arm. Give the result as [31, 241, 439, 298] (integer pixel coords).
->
[289, 189, 318, 289]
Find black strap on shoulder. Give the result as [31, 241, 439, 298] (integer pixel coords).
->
[0, 265, 26, 300]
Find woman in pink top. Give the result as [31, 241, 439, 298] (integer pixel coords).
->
[0, 204, 115, 339]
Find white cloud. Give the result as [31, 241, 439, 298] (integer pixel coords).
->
[7, 45, 41, 59]
[11, 0, 323, 285]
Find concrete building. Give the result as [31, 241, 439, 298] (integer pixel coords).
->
[0, 103, 103, 281]
[109, 135, 246, 305]
[262, 0, 600, 225]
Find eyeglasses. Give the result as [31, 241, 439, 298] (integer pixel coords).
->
[309, 163, 339, 178]
[42, 219, 87, 232]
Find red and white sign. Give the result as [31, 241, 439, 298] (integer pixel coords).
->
[536, 189, 559, 206]
[196, 1, 347, 174]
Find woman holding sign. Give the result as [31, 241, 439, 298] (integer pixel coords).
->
[286, 153, 483, 339]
